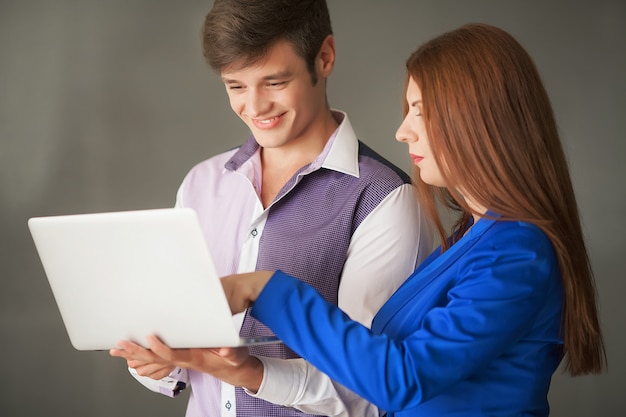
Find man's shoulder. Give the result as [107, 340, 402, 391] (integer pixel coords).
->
[185, 147, 240, 176]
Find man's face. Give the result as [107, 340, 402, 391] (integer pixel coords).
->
[220, 39, 332, 151]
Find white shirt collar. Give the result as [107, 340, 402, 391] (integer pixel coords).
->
[311, 109, 360, 178]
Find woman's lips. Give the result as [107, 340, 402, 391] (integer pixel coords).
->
[410, 154, 423, 164]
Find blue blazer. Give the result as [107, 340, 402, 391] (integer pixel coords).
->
[252, 216, 564, 416]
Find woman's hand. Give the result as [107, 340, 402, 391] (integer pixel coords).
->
[220, 270, 275, 314]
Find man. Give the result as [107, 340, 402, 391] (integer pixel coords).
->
[110, 1, 432, 416]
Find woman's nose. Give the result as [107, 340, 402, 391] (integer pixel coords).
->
[395, 119, 412, 143]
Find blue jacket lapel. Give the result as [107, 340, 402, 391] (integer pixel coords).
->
[373, 217, 498, 333]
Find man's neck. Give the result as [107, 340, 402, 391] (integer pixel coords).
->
[259, 110, 339, 207]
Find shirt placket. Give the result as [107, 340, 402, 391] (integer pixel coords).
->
[220, 205, 267, 417]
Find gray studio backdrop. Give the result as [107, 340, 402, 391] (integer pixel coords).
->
[1, 1, 624, 416]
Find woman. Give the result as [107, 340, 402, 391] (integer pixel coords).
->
[142, 24, 606, 416]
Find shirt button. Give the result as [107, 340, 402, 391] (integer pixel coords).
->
[251, 228, 258, 237]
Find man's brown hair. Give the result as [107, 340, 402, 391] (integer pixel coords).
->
[201, 0, 332, 84]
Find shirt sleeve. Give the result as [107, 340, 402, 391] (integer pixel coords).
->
[127, 367, 189, 398]
[174, 180, 184, 208]
[338, 183, 433, 325]
[245, 357, 380, 417]
[251, 226, 560, 411]
[249, 184, 433, 416]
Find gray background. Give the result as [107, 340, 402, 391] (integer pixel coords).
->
[1, 1, 624, 416]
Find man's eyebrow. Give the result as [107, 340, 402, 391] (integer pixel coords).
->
[221, 70, 293, 84]
[262, 70, 293, 80]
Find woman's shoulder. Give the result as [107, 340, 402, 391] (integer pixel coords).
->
[471, 218, 557, 263]
[458, 219, 561, 294]
[484, 218, 550, 244]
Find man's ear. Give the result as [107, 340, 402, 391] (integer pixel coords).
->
[317, 35, 336, 78]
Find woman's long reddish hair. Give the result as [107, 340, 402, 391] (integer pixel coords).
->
[405, 23, 605, 375]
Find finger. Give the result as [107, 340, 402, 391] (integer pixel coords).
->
[133, 363, 175, 379]
[147, 335, 175, 361]
[127, 359, 158, 369]
[109, 340, 139, 358]
[116, 339, 143, 351]
[115, 340, 154, 359]
[112, 341, 158, 363]
[217, 346, 250, 366]
[109, 348, 138, 361]
[109, 348, 125, 358]
[217, 347, 241, 359]
[147, 335, 194, 368]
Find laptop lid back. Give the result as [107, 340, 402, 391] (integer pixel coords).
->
[28, 208, 248, 350]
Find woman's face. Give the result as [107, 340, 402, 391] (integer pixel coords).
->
[395, 77, 445, 187]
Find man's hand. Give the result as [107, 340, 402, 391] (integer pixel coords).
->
[109, 339, 176, 380]
[109, 336, 265, 392]
[109, 270, 274, 390]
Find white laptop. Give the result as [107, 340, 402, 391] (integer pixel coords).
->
[28, 207, 279, 351]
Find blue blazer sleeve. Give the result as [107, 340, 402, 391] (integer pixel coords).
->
[251, 221, 562, 412]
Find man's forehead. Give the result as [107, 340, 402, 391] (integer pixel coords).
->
[220, 40, 304, 78]
[221, 62, 305, 83]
